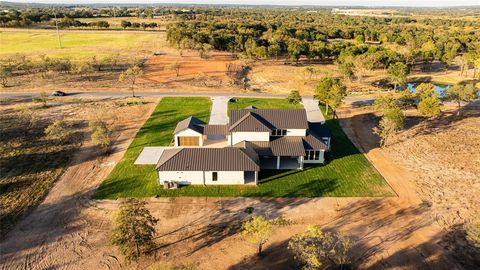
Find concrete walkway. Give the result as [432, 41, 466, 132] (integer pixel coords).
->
[209, 96, 230, 125]
[134, 147, 173, 164]
[301, 96, 325, 124]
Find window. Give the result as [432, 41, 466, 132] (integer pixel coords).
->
[271, 129, 287, 136]
[212, 172, 218, 181]
[305, 150, 321, 160]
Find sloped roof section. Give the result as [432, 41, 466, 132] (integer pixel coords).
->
[230, 109, 308, 131]
[174, 116, 206, 134]
[156, 148, 260, 171]
[270, 136, 306, 156]
[233, 141, 273, 156]
[229, 112, 273, 132]
[303, 132, 328, 150]
[203, 124, 228, 136]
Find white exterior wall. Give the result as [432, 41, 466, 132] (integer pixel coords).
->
[303, 150, 325, 164]
[174, 128, 203, 146]
[158, 171, 246, 185]
[230, 132, 270, 145]
[286, 129, 306, 136]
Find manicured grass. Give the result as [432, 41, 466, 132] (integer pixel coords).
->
[93, 97, 211, 199]
[228, 97, 303, 111]
[0, 29, 164, 60]
[94, 97, 393, 198]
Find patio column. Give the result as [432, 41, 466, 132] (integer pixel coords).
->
[299, 156, 304, 170]
[276, 156, 281, 170]
[254, 171, 258, 185]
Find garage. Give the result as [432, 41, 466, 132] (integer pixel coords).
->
[178, 136, 200, 146]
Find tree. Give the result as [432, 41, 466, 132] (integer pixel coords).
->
[0, 65, 12, 87]
[120, 20, 131, 29]
[75, 61, 94, 78]
[414, 83, 441, 117]
[314, 77, 347, 115]
[171, 62, 181, 77]
[89, 119, 111, 150]
[443, 84, 477, 108]
[241, 215, 271, 256]
[387, 62, 409, 90]
[287, 90, 301, 104]
[111, 198, 158, 261]
[288, 225, 353, 270]
[119, 65, 143, 97]
[373, 101, 404, 147]
[44, 120, 70, 142]
[268, 43, 281, 60]
[303, 67, 318, 81]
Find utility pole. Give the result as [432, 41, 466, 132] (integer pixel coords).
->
[54, 10, 62, 49]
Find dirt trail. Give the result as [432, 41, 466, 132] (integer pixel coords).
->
[0, 105, 462, 270]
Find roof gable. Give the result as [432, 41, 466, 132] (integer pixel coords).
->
[174, 116, 205, 134]
[228, 112, 272, 132]
[230, 109, 308, 132]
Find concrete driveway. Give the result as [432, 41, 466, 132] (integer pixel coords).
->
[209, 96, 230, 125]
[301, 96, 325, 124]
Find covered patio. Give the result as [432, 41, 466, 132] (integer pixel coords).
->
[260, 156, 303, 170]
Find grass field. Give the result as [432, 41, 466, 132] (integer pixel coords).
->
[93, 97, 211, 198]
[228, 97, 304, 111]
[0, 29, 166, 60]
[94, 97, 393, 199]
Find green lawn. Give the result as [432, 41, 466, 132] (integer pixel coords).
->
[93, 97, 211, 198]
[228, 97, 303, 111]
[94, 97, 393, 199]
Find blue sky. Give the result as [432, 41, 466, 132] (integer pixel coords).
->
[5, 0, 480, 7]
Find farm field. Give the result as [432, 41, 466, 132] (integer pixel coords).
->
[94, 97, 393, 198]
[0, 28, 167, 60]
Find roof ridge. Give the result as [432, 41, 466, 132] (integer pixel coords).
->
[229, 111, 271, 131]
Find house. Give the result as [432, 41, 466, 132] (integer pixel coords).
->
[156, 108, 331, 185]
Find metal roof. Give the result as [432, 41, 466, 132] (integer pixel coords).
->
[229, 112, 273, 132]
[203, 124, 228, 136]
[156, 148, 260, 171]
[173, 116, 205, 134]
[270, 136, 306, 156]
[229, 109, 308, 131]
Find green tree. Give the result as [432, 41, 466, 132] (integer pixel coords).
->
[288, 225, 353, 270]
[314, 77, 347, 115]
[387, 62, 409, 90]
[44, 120, 70, 142]
[241, 215, 271, 256]
[415, 83, 441, 117]
[119, 65, 143, 97]
[268, 43, 281, 60]
[111, 198, 158, 261]
[373, 97, 404, 147]
[89, 119, 111, 150]
[443, 84, 477, 108]
[121, 20, 131, 29]
[0, 65, 12, 87]
[287, 90, 302, 104]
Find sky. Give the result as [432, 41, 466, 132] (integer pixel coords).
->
[4, 0, 480, 7]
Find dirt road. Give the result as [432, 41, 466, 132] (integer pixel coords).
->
[0, 105, 463, 269]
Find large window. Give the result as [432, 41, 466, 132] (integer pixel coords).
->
[271, 129, 287, 136]
[305, 150, 321, 161]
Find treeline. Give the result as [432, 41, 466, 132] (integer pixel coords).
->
[167, 10, 480, 77]
[120, 21, 158, 30]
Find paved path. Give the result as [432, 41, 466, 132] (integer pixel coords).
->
[301, 96, 326, 124]
[209, 96, 230, 125]
[134, 147, 173, 165]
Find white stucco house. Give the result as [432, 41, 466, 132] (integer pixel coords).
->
[152, 107, 331, 186]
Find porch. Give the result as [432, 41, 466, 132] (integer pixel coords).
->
[260, 156, 304, 170]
